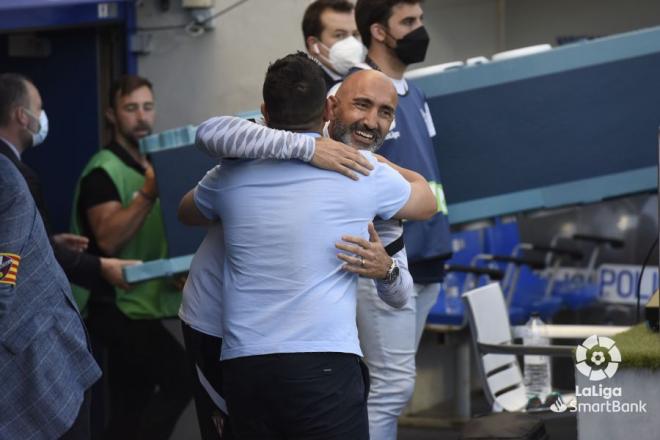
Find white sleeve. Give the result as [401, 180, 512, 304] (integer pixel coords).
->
[195, 116, 316, 162]
[375, 246, 413, 309]
[371, 219, 412, 308]
[193, 165, 222, 221]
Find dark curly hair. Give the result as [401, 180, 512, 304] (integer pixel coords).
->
[262, 52, 326, 130]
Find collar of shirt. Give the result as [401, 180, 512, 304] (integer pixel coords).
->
[361, 58, 409, 95]
[390, 77, 408, 95]
[319, 62, 342, 82]
[105, 140, 146, 175]
[302, 132, 321, 138]
[0, 136, 21, 161]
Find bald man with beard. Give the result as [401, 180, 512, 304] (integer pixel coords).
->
[179, 55, 436, 439]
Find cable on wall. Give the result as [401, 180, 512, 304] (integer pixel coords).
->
[135, 0, 250, 33]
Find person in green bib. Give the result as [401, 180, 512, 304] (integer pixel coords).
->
[71, 75, 190, 440]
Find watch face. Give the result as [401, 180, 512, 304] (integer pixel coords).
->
[386, 266, 400, 283]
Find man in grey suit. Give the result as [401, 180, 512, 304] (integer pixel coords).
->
[0, 131, 101, 437]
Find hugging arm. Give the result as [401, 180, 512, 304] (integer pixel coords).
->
[375, 154, 437, 221]
[196, 116, 372, 179]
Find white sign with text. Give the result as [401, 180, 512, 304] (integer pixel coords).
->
[548, 264, 658, 305]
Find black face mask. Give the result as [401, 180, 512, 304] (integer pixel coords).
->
[389, 26, 430, 65]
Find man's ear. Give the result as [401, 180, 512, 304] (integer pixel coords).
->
[326, 95, 338, 121]
[260, 103, 269, 125]
[14, 106, 29, 128]
[370, 22, 387, 44]
[105, 107, 116, 126]
[306, 36, 320, 54]
[322, 98, 332, 123]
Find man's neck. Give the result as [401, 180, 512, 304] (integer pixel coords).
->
[368, 44, 406, 79]
[0, 128, 24, 157]
[114, 135, 145, 166]
[291, 126, 323, 136]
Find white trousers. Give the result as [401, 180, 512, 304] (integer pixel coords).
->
[357, 279, 440, 440]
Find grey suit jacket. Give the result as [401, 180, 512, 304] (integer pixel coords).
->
[0, 155, 101, 439]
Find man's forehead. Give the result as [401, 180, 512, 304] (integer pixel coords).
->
[117, 86, 154, 104]
[390, 2, 423, 21]
[345, 74, 396, 107]
[321, 9, 356, 32]
[353, 85, 395, 107]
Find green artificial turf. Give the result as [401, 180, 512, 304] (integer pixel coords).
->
[612, 324, 660, 370]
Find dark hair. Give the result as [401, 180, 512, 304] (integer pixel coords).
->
[0, 73, 31, 127]
[262, 52, 327, 130]
[108, 75, 153, 110]
[355, 0, 422, 48]
[302, 0, 355, 46]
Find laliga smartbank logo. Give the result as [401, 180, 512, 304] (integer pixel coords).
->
[575, 335, 621, 381]
[549, 335, 647, 414]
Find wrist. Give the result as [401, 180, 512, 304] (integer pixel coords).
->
[305, 138, 319, 162]
[138, 188, 157, 202]
[99, 257, 110, 276]
[380, 257, 393, 280]
[382, 258, 399, 284]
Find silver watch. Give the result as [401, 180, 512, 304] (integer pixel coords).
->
[384, 259, 400, 284]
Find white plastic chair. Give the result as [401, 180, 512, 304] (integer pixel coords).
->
[462, 283, 575, 412]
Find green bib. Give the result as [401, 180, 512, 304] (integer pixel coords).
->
[71, 149, 180, 319]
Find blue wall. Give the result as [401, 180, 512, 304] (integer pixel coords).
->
[412, 27, 660, 224]
[1, 29, 101, 232]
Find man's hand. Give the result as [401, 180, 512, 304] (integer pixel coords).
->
[336, 223, 392, 279]
[311, 138, 374, 180]
[141, 163, 158, 199]
[100, 257, 142, 290]
[170, 274, 188, 291]
[52, 233, 89, 253]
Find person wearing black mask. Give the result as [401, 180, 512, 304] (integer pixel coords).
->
[349, 1, 453, 439]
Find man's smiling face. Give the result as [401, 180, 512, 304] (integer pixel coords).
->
[328, 70, 397, 151]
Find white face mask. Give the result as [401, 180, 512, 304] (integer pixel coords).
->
[24, 108, 49, 147]
[314, 36, 366, 76]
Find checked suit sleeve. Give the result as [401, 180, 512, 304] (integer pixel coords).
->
[0, 161, 30, 319]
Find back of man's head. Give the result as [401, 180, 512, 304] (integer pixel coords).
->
[262, 52, 327, 131]
[302, 0, 355, 45]
[0, 73, 31, 127]
[108, 74, 153, 111]
[355, 0, 422, 48]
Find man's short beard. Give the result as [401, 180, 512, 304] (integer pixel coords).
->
[119, 126, 151, 149]
[124, 134, 140, 148]
[330, 119, 384, 152]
